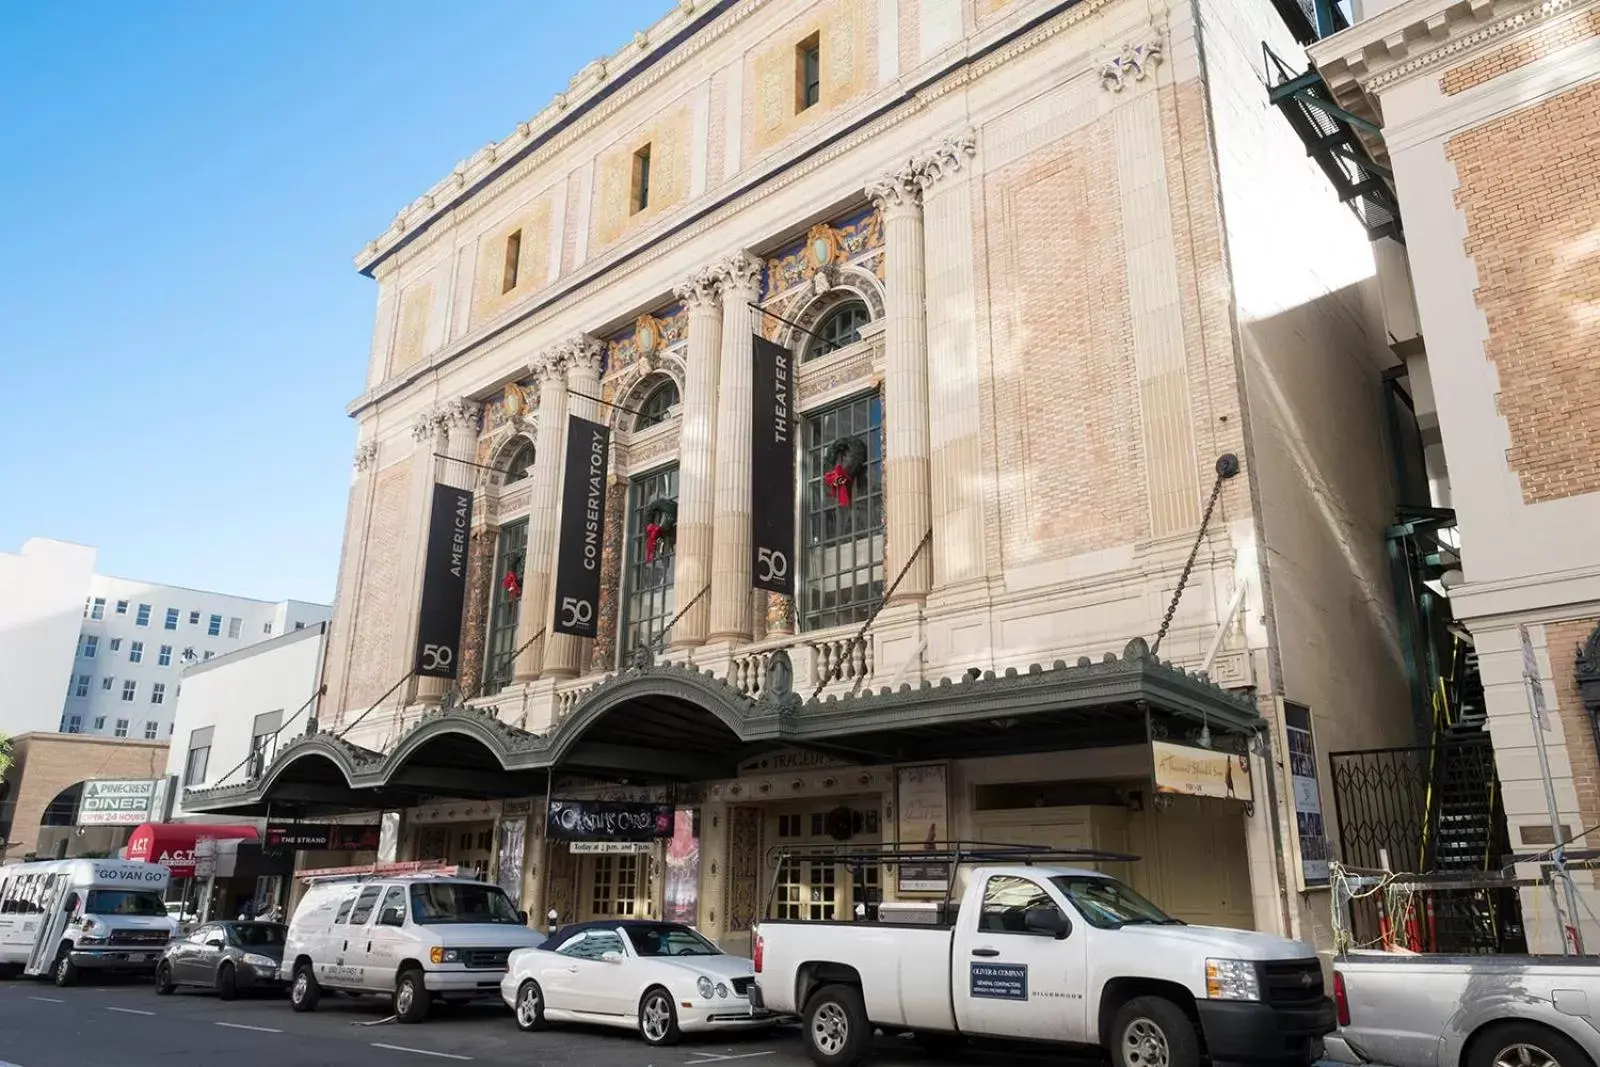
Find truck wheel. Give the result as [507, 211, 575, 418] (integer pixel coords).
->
[1112, 996, 1200, 1067]
[394, 968, 431, 1023]
[52, 946, 78, 988]
[290, 964, 320, 1012]
[804, 984, 871, 1067]
[1469, 1022, 1592, 1067]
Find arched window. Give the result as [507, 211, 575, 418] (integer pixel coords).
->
[804, 300, 871, 362]
[633, 379, 680, 430]
[502, 439, 535, 484]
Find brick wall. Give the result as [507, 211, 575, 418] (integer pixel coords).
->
[2, 735, 169, 859]
[389, 280, 434, 377]
[1442, 8, 1600, 95]
[345, 462, 410, 709]
[1447, 81, 1600, 505]
[1549, 617, 1600, 853]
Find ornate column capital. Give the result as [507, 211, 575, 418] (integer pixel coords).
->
[432, 397, 482, 435]
[531, 348, 569, 383]
[674, 265, 724, 311]
[1099, 34, 1163, 92]
[915, 129, 977, 191]
[410, 413, 441, 445]
[354, 439, 380, 473]
[714, 250, 763, 296]
[866, 161, 924, 215]
[560, 334, 606, 375]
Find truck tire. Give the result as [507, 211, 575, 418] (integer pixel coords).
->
[1469, 1022, 1593, 1067]
[1112, 995, 1201, 1067]
[394, 967, 431, 1023]
[290, 964, 320, 1012]
[52, 946, 78, 988]
[803, 983, 872, 1067]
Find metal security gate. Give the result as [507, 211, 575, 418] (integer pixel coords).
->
[1329, 735, 1525, 953]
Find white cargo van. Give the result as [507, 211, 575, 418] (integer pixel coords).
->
[0, 859, 177, 985]
[282, 862, 545, 1023]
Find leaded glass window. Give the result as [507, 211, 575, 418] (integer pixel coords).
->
[621, 466, 679, 657]
[803, 301, 870, 362]
[482, 519, 528, 695]
[801, 393, 884, 631]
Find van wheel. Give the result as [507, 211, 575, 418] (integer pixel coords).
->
[52, 946, 78, 988]
[290, 964, 320, 1012]
[515, 980, 547, 1032]
[803, 984, 870, 1067]
[216, 962, 237, 1000]
[395, 968, 430, 1023]
[154, 962, 175, 995]
[1468, 1022, 1592, 1067]
[1112, 996, 1201, 1067]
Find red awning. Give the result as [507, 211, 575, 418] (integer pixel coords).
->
[126, 823, 259, 878]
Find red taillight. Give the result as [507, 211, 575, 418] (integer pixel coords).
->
[1333, 970, 1350, 1027]
[753, 932, 764, 973]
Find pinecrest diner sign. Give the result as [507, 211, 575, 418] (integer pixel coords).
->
[77, 779, 158, 826]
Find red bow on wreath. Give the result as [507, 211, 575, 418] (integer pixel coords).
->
[645, 523, 664, 562]
[643, 500, 678, 562]
[823, 436, 869, 507]
[502, 570, 522, 600]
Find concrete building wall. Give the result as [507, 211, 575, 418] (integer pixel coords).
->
[0, 539, 97, 738]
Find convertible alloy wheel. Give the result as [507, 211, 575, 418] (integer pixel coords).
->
[515, 980, 546, 1032]
[638, 988, 681, 1047]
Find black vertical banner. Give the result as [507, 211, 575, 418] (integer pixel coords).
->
[414, 484, 474, 678]
[751, 333, 795, 595]
[552, 414, 611, 637]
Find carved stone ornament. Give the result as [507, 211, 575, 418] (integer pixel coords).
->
[866, 162, 923, 214]
[673, 267, 722, 312]
[562, 333, 606, 375]
[433, 397, 481, 435]
[532, 348, 569, 383]
[716, 250, 763, 295]
[503, 381, 530, 423]
[354, 440, 380, 473]
[914, 129, 977, 191]
[1100, 35, 1163, 92]
[411, 414, 441, 444]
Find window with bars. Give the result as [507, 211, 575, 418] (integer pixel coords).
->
[622, 466, 678, 658]
[803, 301, 870, 362]
[482, 519, 528, 696]
[801, 393, 884, 631]
[632, 379, 680, 430]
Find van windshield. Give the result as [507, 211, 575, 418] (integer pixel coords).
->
[409, 883, 521, 925]
[85, 890, 168, 917]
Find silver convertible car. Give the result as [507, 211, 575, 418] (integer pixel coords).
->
[501, 920, 778, 1047]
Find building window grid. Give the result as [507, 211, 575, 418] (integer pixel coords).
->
[82, 635, 98, 659]
[93, 716, 106, 731]
[109, 638, 122, 652]
[65, 715, 83, 734]
[797, 33, 822, 111]
[115, 600, 128, 615]
[482, 520, 528, 696]
[164, 608, 179, 630]
[158, 645, 172, 667]
[803, 302, 871, 362]
[621, 466, 679, 658]
[151, 683, 165, 705]
[129, 641, 143, 663]
[632, 380, 680, 430]
[144, 721, 158, 740]
[114, 718, 129, 738]
[207, 615, 222, 637]
[135, 603, 151, 627]
[800, 393, 885, 632]
[189, 610, 200, 625]
[121, 680, 137, 702]
[73, 674, 90, 698]
[101, 677, 114, 691]
[228, 617, 242, 639]
[630, 144, 652, 215]
[90, 598, 105, 620]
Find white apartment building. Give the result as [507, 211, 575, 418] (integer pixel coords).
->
[0, 539, 98, 737]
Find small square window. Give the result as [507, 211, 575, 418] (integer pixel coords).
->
[121, 680, 137, 702]
[90, 598, 105, 620]
[158, 644, 172, 667]
[203, 650, 214, 661]
[144, 721, 159, 739]
[115, 600, 128, 615]
[135, 603, 151, 627]
[114, 718, 129, 738]
[83, 635, 99, 658]
[630, 144, 652, 215]
[189, 610, 201, 625]
[93, 716, 106, 731]
[101, 676, 114, 691]
[264, 622, 273, 635]
[796, 33, 821, 111]
[74, 674, 90, 698]
[109, 637, 122, 652]
[151, 682, 166, 705]
[129, 641, 144, 664]
[164, 608, 179, 630]
[227, 617, 242, 639]
[208, 614, 222, 637]
[66, 715, 83, 734]
[295, 621, 306, 630]
[502, 229, 522, 293]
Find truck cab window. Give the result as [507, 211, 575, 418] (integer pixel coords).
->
[978, 875, 1057, 934]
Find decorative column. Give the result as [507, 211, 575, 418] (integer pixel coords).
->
[513, 351, 569, 683]
[916, 131, 983, 588]
[543, 335, 607, 678]
[670, 267, 725, 648]
[867, 163, 933, 603]
[416, 399, 482, 705]
[706, 251, 764, 644]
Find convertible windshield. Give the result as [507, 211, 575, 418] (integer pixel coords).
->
[85, 890, 168, 917]
[624, 924, 722, 957]
[1050, 876, 1182, 929]
[409, 883, 521, 925]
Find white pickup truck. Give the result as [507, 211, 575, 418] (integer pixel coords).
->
[752, 845, 1335, 1067]
[1329, 951, 1600, 1067]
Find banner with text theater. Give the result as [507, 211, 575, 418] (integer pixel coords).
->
[413, 483, 474, 678]
[552, 414, 611, 637]
[750, 333, 795, 595]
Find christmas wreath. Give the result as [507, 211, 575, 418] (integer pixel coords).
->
[502, 569, 522, 601]
[822, 436, 869, 507]
[825, 805, 855, 842]
[645, 499, 678, 562]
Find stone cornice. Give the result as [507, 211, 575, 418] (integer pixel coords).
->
[1308, 0, 1584, 128]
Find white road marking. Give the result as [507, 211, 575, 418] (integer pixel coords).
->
[370, 1043, 472, 1061]
[685, 1054, 778, 1064]
[215, 1022, 282, 1033]
[26, 996, 64, 1003]
[106, 1006, 156, 1016]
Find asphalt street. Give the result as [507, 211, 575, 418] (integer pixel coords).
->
[0, 975, 1081, 1067]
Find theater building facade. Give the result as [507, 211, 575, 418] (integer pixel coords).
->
[188, 0, 1418, 952]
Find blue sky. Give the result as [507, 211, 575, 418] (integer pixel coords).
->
[0, 0, 668, 604]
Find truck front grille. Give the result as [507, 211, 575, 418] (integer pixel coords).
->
[108, 930, 169, 946]
[461, 949, 510, 970]
[1260, 959, 1325, 1005]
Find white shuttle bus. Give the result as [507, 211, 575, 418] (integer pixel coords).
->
[0, 859, 177, 985]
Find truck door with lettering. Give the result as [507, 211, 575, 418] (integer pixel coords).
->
[951, 873, 1088, 1042]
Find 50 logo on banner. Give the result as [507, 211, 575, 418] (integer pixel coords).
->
[560, 597, 593, 630]
[756, 547, 788, 584]
[420, 644, 454, 672]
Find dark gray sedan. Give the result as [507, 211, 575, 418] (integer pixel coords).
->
[154, 921, 286, 999]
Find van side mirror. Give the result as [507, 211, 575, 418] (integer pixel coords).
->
[1024, 907, 1070, 940]
[378, 906, 405, 927]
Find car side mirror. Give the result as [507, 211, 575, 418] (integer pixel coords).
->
[601, 951, 623, 964]
[517, 910, 529, 926]
[379, 907, 405, 927]
[1024, 907, 1071, 940]
[206, 937, 226, 948]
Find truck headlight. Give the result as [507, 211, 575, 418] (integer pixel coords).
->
[429, 947, 461, 965]
[1205, 958, 1261, 1001]
[697, 976, 715, 999]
